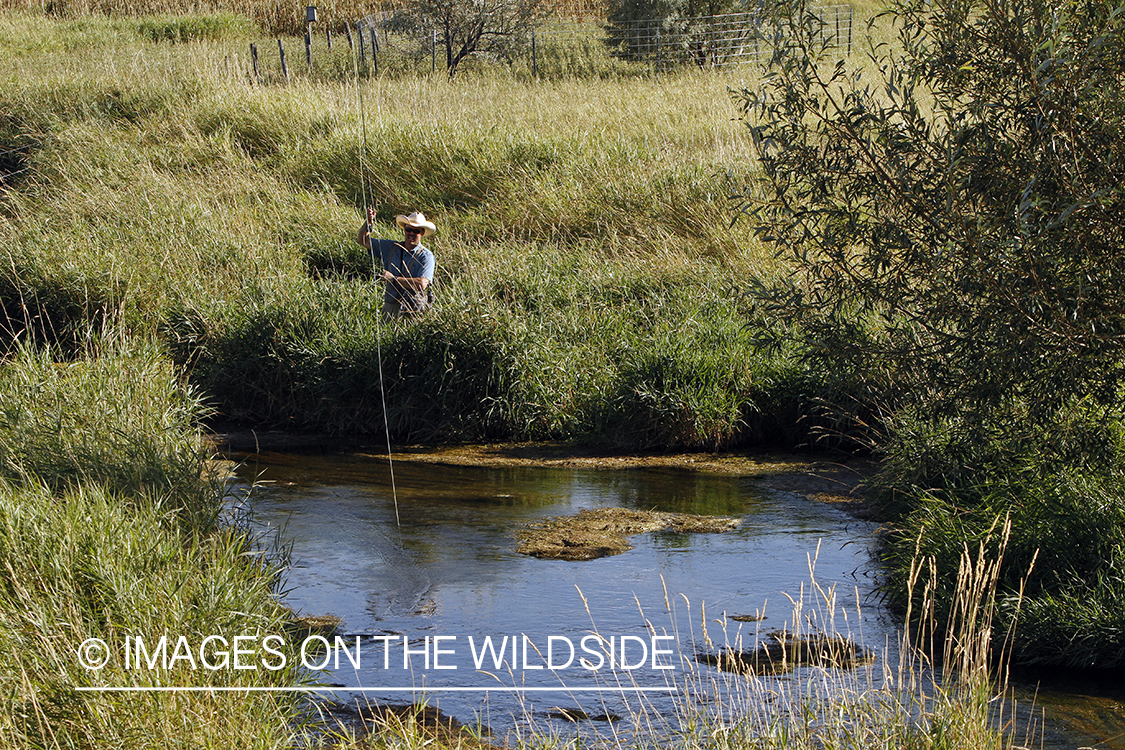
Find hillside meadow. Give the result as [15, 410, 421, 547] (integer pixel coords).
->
[2, 9, 841, 450]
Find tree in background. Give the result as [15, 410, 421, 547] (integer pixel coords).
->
[604, 0, 745, 66]
[391, 0, 553, 75]
[736, 0, 1125, 666]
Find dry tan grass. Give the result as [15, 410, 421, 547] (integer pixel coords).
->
[0, 0, 611, 35]
[0, 0, 389, 34]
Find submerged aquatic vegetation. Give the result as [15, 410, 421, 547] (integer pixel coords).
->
[516, 506, 741, 560]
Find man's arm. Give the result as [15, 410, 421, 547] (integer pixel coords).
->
[383, 247, 434, 291]
[356, 221, 371, 249]
[356, 207, 377, 249]
[384, 273, 430, 292]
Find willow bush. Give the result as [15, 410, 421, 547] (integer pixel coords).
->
[737, 0, 1125, 665]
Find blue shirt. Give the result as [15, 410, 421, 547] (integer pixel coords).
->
[370, 239, 435, 303]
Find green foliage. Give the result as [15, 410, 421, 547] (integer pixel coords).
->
[738, 0, 1125, 442]
[0, 254, 124, 353]
[0, 479, 301, 748]
[0, 332, 302, 747]
[165, 280, 527, 441]
[0, 337, 217, 528]
[886, 465, 1125, 668]
[162, 266, 816, 449]
[604, 0, 743, 64]
[739, 0, 1125, 667]
[597, 293, 808, 449]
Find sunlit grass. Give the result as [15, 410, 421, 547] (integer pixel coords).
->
[1, 11, 809, 446]
[0, 8, 1051, 750]
[0, 337, 306, 749]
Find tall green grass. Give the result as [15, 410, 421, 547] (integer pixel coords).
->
[0, 482, 303, 749]
[0, 336, 305, 748]
[1, 13, 820, 449]
[879, 446, 1125, 669]
[162, 245, 819, 448]
[0, 337, 203, 495]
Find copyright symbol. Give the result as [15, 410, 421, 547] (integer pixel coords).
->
[77, 638, 110, 670]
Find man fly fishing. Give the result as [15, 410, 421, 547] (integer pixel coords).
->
[356, 208, 436, 320]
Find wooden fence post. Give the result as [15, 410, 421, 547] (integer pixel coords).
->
[250, 42, 260, 85]
[278, 38, 290, 83]
[345, 22, 353, 49]
[370, 28, 378, 76]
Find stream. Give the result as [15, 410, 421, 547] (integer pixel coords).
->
[225, 449, 1125, 748]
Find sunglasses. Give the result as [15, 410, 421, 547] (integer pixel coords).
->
[403, 226, 424, 235]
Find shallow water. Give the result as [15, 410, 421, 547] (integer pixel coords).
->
[228, 451, 1125, 747]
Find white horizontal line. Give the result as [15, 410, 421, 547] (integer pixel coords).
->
[76, 686, 679, 693]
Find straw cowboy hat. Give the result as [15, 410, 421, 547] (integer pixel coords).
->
[395, 211, 437, 238]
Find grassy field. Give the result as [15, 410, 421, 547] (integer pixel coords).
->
[1, 8, 839, 450]
[0, 5, 1103, 748]
[0, 336, 307, 748]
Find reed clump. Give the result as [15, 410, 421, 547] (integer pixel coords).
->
[162, 251, 819, 449]
[0, 336, 305, 749]
[881, 456, 1125, 670]
[0, 337, 203, 496]
[659, 535, 1036, 750]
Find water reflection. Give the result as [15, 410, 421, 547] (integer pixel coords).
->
[228, 452, 884, 734]
[226, 452, 1125, 748]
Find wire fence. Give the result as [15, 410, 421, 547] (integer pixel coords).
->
[554, 7, 853, 70]
[242, 6, 853, 84]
